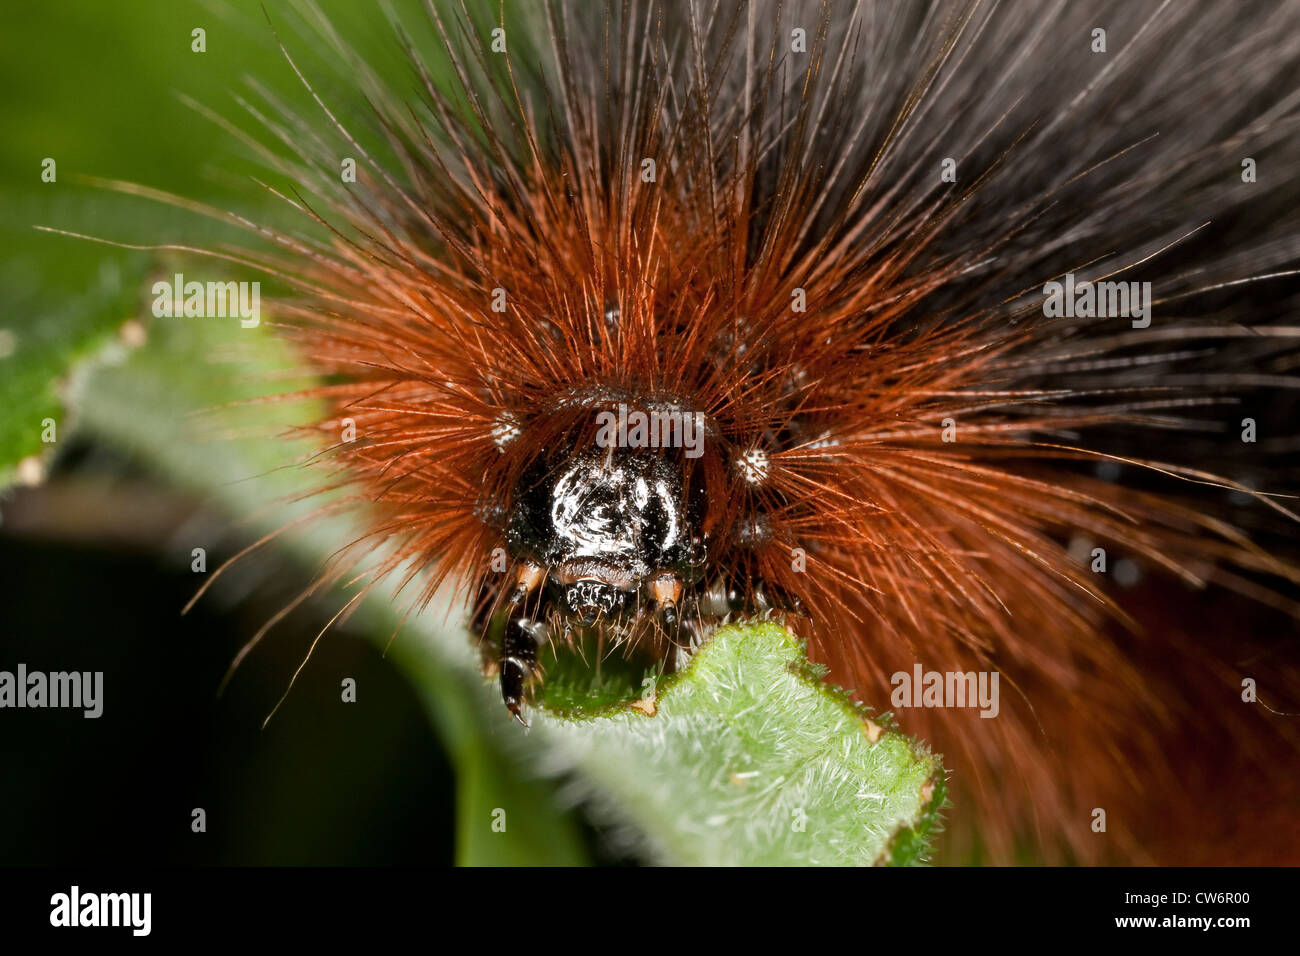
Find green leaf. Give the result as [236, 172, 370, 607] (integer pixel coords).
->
[530, 622, 944, 866]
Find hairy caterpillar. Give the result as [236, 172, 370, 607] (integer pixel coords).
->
[60, 0, 1300, 864]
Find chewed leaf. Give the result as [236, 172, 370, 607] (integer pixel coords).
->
[531, 621, 945, 866]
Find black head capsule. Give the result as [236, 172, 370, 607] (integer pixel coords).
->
[506, 445, 700, 579]
[487, 440, 712, 717]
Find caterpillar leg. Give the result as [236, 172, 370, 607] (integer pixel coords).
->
[500, 617, 539, 726]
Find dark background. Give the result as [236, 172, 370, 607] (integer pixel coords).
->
[0, 441, 459, 865]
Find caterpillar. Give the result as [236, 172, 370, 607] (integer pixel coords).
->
[69, 0, 1300, 864]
